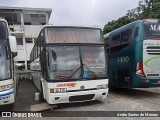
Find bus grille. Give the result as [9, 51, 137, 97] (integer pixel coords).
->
[69, 94, 95, 102]
[147, 46, 160, 55]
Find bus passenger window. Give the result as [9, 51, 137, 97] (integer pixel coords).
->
[111, 34, 120, 47]
[121, 29, 132, 43]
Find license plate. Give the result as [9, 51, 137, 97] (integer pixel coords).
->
[0, 95, 10, 100]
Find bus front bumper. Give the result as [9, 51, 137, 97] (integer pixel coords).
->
[0, 90, 15, 106]
[46, 89, 108, 104]
[134, 76, 160, 88]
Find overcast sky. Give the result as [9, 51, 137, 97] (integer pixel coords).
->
[0, 0, 140, 28]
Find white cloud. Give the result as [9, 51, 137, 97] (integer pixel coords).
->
[0, 0, 140, 28]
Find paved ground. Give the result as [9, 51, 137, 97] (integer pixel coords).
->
[0, 79, 160, 119]
[0, 79, 42, 111]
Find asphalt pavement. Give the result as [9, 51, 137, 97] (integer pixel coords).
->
[0, 79, 160, 119]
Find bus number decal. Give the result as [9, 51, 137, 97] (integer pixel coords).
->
[117, 56, 129, 64]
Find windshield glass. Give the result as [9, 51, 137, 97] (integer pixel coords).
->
[0, 21, 8, 39]
[81, 46, 106, 78]
[0, 40, 11, 80]
[0, 21, 10, 80]
[45, 27, 103, 44]
[47, 46, 81, 80]
[47, 46, 106, 81]
[144, 23, 160, 39]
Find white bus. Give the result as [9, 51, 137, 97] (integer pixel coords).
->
[0, 19, 18, 106]
[30, 26, 108, 104]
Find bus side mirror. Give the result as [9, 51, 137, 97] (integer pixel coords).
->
[9, 36, 18, 58]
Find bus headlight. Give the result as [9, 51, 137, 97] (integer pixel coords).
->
[60, 88, 67, 93]
[0, 83, 14, 92]
[97, 84, 108, 89]
[51, 88, 67, 93]
[0, 86, 3, 92]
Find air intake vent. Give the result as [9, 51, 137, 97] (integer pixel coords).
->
[69, 94, 95, 102]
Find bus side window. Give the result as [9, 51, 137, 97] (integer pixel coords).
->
[121, 29, 132, 44]
[134, 27, 139, 38]
[104, 37, 110, 45]
[104, 36, 110, 54]
[106, 47, 110, 54]
[110, 34, 121, 53]
[111, 34, 121, 47]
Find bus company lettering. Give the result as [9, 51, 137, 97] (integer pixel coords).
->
[144, 43, 160, 46]
[150, 25, 160, 31]
[56, 83, 77, 87]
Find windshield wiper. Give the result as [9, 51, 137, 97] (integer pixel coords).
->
[69, 66, 82, 79]
[69, 63, 97, 79]
[69, 47, 84, 79]
[79, 47, 84, 78]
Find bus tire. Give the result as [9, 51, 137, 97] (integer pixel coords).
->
[39, 82, 45, 102]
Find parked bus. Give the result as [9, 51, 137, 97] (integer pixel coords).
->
[30, 26, 108, 104]
[0, 19, 18, 106]
[104, 19, 160, 88]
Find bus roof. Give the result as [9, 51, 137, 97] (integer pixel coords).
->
[43, 25, 102, 30]
[41, 25, 104, 44]
[104, 19, 160, 38]
[104, 20, 142, 38]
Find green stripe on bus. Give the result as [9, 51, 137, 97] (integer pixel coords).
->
[144, 56, 160, 67]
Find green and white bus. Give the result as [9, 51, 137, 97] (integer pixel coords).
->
[104, 19, 160, 88]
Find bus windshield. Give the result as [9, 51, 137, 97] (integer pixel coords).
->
[0, 40, 11, 80]
[47, 46, 81, 80]
[47, 46, 106, 80]
[81, 46, 106, 79]
[45, 27, 103, 44]
[0, 21, 8, 39]
[0, 21, 10, 80]
[144, 23, 160, 40]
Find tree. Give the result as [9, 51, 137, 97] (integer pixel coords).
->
[103, 0, 160, 34]
[103, 16, 134, 34]
[148, 0, 160, 18]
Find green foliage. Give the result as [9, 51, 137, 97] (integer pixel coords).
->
[103, 0, 160, 34]
[103, 16, 134, 34]
[148, 0, 160, 18]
